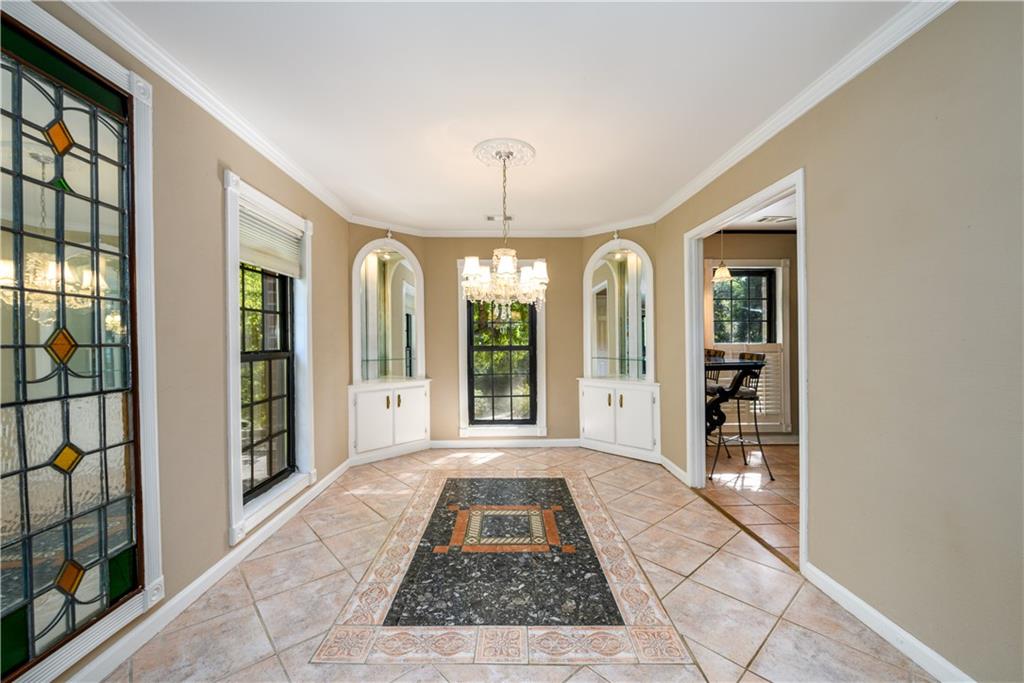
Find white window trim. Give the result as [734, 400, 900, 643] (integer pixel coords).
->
[224, 170, 315, 545]
[456, 259, 547, 438]
[1, 4, 163, 681]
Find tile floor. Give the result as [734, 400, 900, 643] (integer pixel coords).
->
[110, 447, 934, 683]
[705, 444, 801, 565]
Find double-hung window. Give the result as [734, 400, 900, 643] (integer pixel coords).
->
[225, 172, 312, 543]
[712, 269, 777, 344]
[239, 264, 293, 500]
[468, 301, 537, 425]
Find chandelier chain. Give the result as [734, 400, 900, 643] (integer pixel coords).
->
[501, 153, 510, 246]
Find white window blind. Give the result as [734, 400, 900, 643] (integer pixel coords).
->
[239, 195, 305, 278]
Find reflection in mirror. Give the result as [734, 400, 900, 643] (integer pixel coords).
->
[590, 249, 647, 379]
[360, 249, 417, 380]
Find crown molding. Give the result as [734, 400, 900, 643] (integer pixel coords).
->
[65, 0, 953, 238]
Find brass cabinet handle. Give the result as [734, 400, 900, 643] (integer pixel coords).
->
[619, 394, 624, 408]
[607, 393, 612, 407]
[397, 393, 402, 408]
[386, 395, 391, 409]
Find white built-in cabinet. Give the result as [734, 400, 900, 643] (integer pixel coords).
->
[579, 238, 661, 462]
[349, 380, 431, 459]
[349, 237, 430, 461]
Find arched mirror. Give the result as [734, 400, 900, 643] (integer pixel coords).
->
[352, 238, 426, 382]
[583, 239, 654, 381]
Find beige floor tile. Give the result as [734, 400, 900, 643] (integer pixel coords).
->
[607, 491, 680, 524]
[348, 561, 371, 582]
[609, 510, 651, 540]
[303, 486, 361, 514]
[359, 490, 416, 519]
[689, 552, 803, 615]
[219, 655, 289, 682]
[255, 570, 357, 650]
[720, 533, 794, 574]
[394, 664, 449, 682]
[701, 488, 752, 507]
[634, 477, 698, 507]
[737, 670, 769, 682]
[434, 664, 579, 682]
[720, 505, 778, 526]
[527, 449, 589, 466]
[589, 663, 704, 682]
[658, 506, 739, 548]
[346, 475, 413, 498]
[629, 525, 717, 577]
[247, 516, 320, 560]
[593, 467, 659, 492]
[637, 558, 684, 598]
[132, 606, 273, 682]
[783, 583, 915, 671]
[240, 541, 343, 599]
[759, 504, 799, 524]
[592, 480, 630, 503]
[373, 454, 434, 476]
[322, 519, 392, 568]
[750, 620, 908, 681]
[301, 499, 387, 538]
[661, 581, 776, 666]
[393, 470, 429, 487]
[685, 638, 744, 682]
[164, 568, 252, 634]
[279, 632, 418, 682]
[565, 667, 608, 682]
[746, 524, 798, 548]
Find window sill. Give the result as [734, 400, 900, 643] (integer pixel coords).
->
[231, 470, 316, 545]
[459, 424, 547, 438]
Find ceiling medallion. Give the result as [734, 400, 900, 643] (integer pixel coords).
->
[461, 138, 548, 317]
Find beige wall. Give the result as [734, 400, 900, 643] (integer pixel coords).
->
[351, 227, 584, 439]
[651, 4, 1022, 679]
[40, 4, 352, 676]
[701, 232, 799, 434]
[38, 1, 1024, 680]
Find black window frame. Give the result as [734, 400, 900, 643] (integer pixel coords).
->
[467, 301, 538, 425]
[712, 268, 777, 345]
[239, 263, 295, 502]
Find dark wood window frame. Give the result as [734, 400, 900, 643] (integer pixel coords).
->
[712, 268, 778, 345]
[239, 264, 295, 502]
[467, 301, 538, 425]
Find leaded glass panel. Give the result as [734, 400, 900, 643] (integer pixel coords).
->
[1, 27, 139, 678]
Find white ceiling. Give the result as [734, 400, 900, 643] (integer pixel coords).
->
[109, 2, 906, 235]
[728, 194, 798, 230]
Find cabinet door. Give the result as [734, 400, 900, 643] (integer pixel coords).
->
[355, 388, 394, 452]
[615, 387, 655, 450]
[394, 386, 427, 445]
[581, 385, 616, 444]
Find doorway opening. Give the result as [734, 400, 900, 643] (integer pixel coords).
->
[683, 169, 808, 570]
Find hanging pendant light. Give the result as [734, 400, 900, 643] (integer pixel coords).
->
[461, 138, 548, 317]
[712, 229, 733, 283]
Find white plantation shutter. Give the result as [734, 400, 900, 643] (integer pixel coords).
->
[715, 344, 790, 432]
[238, 194, 305, 278]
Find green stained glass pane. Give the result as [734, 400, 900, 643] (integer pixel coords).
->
[1, 605, 30, 677]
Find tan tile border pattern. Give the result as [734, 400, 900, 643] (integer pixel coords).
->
[315, 468, 688, 664]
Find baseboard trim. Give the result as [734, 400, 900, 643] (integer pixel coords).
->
[659, 454, 694, 488]
[429, 438, 581, 449]
[801, 561, 973, 683]
[73, 458, 351, 682]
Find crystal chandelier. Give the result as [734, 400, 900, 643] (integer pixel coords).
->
[461, 138, 548, 318]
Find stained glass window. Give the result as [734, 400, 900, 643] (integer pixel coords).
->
[467, 301, 537, 424]
[239, 264, 294, 500]
[1, 20, 138, 678]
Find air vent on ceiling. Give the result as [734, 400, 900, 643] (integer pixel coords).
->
[756, 215, 796, 223]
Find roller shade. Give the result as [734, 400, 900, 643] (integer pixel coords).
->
[239, 196, 305, 278]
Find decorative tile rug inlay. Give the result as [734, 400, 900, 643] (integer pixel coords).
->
[392, 478, 613, 624]
[315, 468, 686, 665]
